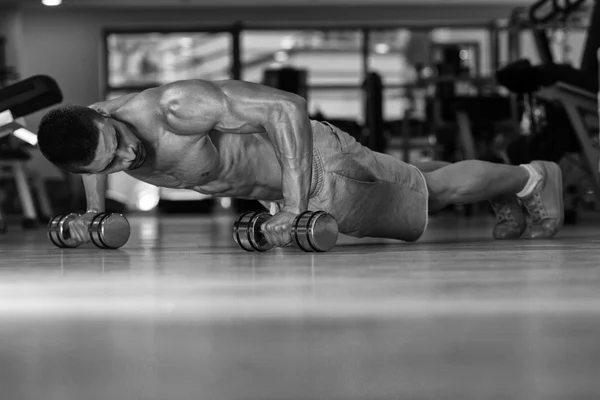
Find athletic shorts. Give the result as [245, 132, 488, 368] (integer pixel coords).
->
[267, 120, 429, 242]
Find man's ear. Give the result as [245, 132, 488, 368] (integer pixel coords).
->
[89, 105, 110, 118]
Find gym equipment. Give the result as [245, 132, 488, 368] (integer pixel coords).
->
[0, 75, 63, 230]
[363, 72, 386, 153]
[263, 67, 309, 103]
[536, 82, 600, 204]
[291, 211, 338, 252]
[507, 0, 593, 66]
[580, 0, 600, 79]
[48, 212, 130, 249]
[88, 212, 131, 249]
[48, 213, 82, 248]
[0, 75, 62, 119]
[233, 211, 273, 252]
[529, 0, 586, 25]
[233, 210, 339, 253]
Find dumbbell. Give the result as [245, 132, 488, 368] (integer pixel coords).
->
[47, 212, 130, 249]
[233, 210, 338, 252]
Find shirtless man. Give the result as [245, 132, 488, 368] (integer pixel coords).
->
[37, 79, 564, 247]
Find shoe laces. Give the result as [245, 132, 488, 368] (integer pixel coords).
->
[521, 192, 548, 222]
[491, 199, 519, 226]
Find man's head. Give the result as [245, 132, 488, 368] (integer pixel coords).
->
[37, 105, 146, 174]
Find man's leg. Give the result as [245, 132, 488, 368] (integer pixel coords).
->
[424, 161, 528, 210]
[424, 160, 563, 238]
[413, 160, 450, 172]
[420, 160, 531, 239]
[416, 160, 527, 238]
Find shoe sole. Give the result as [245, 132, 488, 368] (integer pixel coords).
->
[545, 162, 564, 236]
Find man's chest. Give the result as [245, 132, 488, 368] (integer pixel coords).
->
[127, 132, 220, 188]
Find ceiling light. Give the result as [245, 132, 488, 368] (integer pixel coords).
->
[42, 0, 62, 6]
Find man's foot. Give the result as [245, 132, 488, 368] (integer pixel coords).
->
[489, 195, 526, 239]
[518, 161, 564, 239]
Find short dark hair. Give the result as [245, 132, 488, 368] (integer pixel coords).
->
[37, 105, 102, 173]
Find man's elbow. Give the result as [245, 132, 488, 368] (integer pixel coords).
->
[290, 94, 307, 109]
[264, 94, 308, 124]
[281, 95, 307, 115]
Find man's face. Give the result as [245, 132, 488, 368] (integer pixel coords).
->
[83, 118, 147, 174]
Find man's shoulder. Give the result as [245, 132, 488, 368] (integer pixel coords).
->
[158, 79, 222, 97]
[156, 80, 228, 119]
[111, 89, 167, 132]
[117, 87, 167, 117]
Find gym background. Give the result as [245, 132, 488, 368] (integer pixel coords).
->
[2, 1, 600, 399]
[1, 0, 598, 223]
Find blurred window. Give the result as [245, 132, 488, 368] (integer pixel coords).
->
[106, 31, 232, 97]
[242, 30, 364, 120]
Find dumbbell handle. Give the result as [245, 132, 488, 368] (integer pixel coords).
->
[63, 210, 107, 240]
[256, 211, 338, 252]
[59, 212, 101, 242]
[61, 212, 101, 239]
[234, 211, 338, 253]
[62, 222, 87, 241]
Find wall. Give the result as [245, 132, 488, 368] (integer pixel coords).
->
[0, 6, 23, 78]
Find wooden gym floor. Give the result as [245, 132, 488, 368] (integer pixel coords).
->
[1, 212, 600, 400]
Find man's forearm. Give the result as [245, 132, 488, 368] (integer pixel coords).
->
[82, 174, 107, 212]
[268, 101, 313, 214]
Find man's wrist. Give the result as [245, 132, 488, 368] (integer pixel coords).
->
[282, 205, 306, 214]
[86, 208, 102, 214]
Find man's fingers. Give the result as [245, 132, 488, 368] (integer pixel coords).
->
[72, 227, 85, 242]
[265, 225, 277, 247]
[68, 222, 89, 243]
[278, 232, 292, 247]
[261, 222, 287, 248]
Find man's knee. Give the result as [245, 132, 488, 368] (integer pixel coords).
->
[423, 171, 454, 212]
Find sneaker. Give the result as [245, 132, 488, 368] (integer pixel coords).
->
[520, 161, 564, 239]
[489, 195, 527, 239]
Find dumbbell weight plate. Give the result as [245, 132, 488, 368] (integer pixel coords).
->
[89, 212, 130, 249]
[233, 211, 273, 252]
[292, 211, 338, 252]
[47, 213, 82, 248]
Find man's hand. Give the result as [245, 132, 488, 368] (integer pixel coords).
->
[260, 210, 297, 247]
[67, 211, 98, 244]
